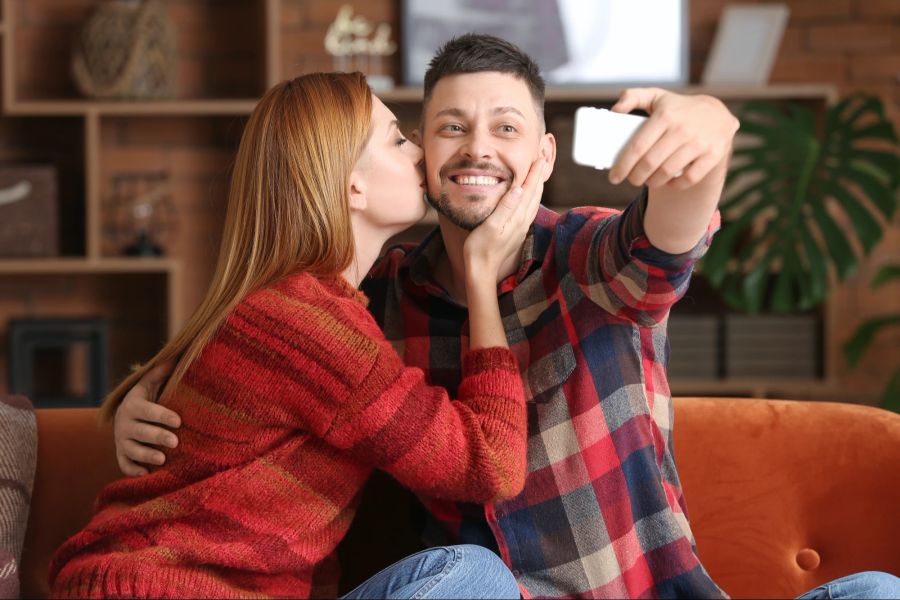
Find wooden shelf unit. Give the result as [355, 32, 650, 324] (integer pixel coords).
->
[3, 99, 259, 117]
[0, 0, 843, 400]
[364, 83, 839, 105]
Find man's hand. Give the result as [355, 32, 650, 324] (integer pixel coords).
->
[608, 88, 739, 254]
[114, 361, 182, 477]
[609, 88, 738, 190]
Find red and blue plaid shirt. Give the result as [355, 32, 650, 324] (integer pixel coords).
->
[362, 194, 726, 599]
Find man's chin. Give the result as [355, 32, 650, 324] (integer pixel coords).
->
[426, 191, 496, 231]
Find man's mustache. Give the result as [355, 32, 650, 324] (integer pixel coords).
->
[437, 160, 513, 182]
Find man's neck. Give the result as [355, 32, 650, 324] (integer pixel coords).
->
[434, 216, 524, 305]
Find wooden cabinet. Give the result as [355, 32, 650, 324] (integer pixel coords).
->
[0, 0, 841, 400]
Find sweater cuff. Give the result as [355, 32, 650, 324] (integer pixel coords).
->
[463, 347, 519, 375]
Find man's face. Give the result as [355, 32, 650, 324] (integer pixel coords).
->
[420, 72, 555, 230]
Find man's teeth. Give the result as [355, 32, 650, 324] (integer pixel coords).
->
[456, 175, 500, 186]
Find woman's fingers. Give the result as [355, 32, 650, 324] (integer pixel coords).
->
[464, 157, 546, 272]
[126, 421, 178, 448]
[114, 372, 182, 477]
[117, 454, 149, 478]
[495, 158, 545, 226]
[121, 385, 181, 428]
[119, 438, 166, 468]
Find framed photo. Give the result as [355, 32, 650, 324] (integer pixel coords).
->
[701, 4, 789, 85]
[402, 0, 688, 87]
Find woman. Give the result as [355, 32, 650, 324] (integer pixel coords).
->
[49, 72, 545, 599]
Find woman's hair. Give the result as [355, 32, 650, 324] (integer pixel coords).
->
[100, 72, 373, 420]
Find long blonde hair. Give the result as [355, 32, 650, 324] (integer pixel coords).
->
[101, 72, 373, 420]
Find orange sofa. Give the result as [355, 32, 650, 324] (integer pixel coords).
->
[19, 398, 900, 598]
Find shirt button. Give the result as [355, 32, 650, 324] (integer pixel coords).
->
[512, 569, 521, 577]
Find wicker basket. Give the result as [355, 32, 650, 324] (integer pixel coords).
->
[72, 0, 177, 99]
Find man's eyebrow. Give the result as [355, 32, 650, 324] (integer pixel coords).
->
[434, 108, 465, 119]
[492, 106, 526, 119]
[433, 106, 527, 120]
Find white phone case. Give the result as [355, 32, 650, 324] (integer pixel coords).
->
[572, 107, 648, 170]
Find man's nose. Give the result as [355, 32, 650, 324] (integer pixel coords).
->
[460, 128, 494, 160]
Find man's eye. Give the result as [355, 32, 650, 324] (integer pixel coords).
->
[498, 125, 517, 134]
[442, 124, 464, 133]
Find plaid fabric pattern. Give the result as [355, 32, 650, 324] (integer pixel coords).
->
[363, 193, 727, 599]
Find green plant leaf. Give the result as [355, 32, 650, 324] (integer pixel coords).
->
[705, 93, 899, 313]
[843, 314, 900, 367]
[701, 201, 770, 286]
[843, 166, 898, 219]
[851, 150, 900, 184]
[798, 226, 828, 306]
[872, 264, 900, 288]
[811, 203, 858, 279]
[829, 182, 883, 253]
[848, 122, 898, 143]
[881, 368, 900, 414]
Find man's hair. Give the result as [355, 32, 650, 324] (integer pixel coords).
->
[423, 33, 545, 117]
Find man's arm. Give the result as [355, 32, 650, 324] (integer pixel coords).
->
[608, 88, 740, 254]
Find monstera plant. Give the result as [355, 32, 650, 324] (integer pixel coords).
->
[843, 263, 900, 413]
[702, 94, 899, 314]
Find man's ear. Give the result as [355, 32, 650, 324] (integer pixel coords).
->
[348, 170, 367, 212]
[410, 128, 422, 146]
[540, 133, 557, 182]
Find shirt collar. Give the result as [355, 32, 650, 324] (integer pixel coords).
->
[405, 205, 559, 295]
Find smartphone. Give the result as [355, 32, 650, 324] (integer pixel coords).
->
[572, 107, 648, 170]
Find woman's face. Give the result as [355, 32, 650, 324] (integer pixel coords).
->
[351, 96, 427, 236]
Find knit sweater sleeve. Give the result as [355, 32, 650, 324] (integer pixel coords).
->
[227, 281, 527, 503]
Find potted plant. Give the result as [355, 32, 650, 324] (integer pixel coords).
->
[700, 93, 899, 395]
[703, 94, 898, 313]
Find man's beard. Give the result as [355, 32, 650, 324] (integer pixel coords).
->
[426, 160, 513, 231]
[425, 190, 491, 231]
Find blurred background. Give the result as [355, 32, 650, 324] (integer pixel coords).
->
[0, 0, 897, 410]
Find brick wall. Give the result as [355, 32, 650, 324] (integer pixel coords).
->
[281, 0, 899, 127]
[4, 0, 898, 402]
[280, 0, 899, 401]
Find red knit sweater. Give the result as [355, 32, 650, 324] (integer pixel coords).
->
[49, 273, 526, 599]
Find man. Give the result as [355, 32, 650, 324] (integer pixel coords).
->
[115, 34, 899, 599]
[359, 33, 735, 598]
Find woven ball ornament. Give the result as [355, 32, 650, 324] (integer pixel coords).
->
[72, 0, 177, 99]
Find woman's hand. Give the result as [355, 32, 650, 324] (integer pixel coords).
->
[463, 157, 546, 276]
[462, 158, 545, 350]
[114, 361, 182, 476]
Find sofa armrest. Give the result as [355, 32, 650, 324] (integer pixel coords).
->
[19, 409, 120, 599]
[674, 397, 900, 599]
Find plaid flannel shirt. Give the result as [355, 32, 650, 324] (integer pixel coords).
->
[362, 193, 727, 599]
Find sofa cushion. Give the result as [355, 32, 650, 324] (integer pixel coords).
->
[0, 395, 37, 599]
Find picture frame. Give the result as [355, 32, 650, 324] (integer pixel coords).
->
[701, 4, 790, 85]
[401, 0, 689, 87]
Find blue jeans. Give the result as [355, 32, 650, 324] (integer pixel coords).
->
[798, 571, 900, 599]
[341, 544, 519, 599]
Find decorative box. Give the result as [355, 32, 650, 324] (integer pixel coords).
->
[0, 165, 58, 257]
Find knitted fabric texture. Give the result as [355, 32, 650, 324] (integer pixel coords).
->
[49, 272, 526, 599]
[0, 395, 37, 600]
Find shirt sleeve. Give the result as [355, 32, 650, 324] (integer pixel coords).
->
[560, 190, 720, 327]
[226, 286, 528, 503]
